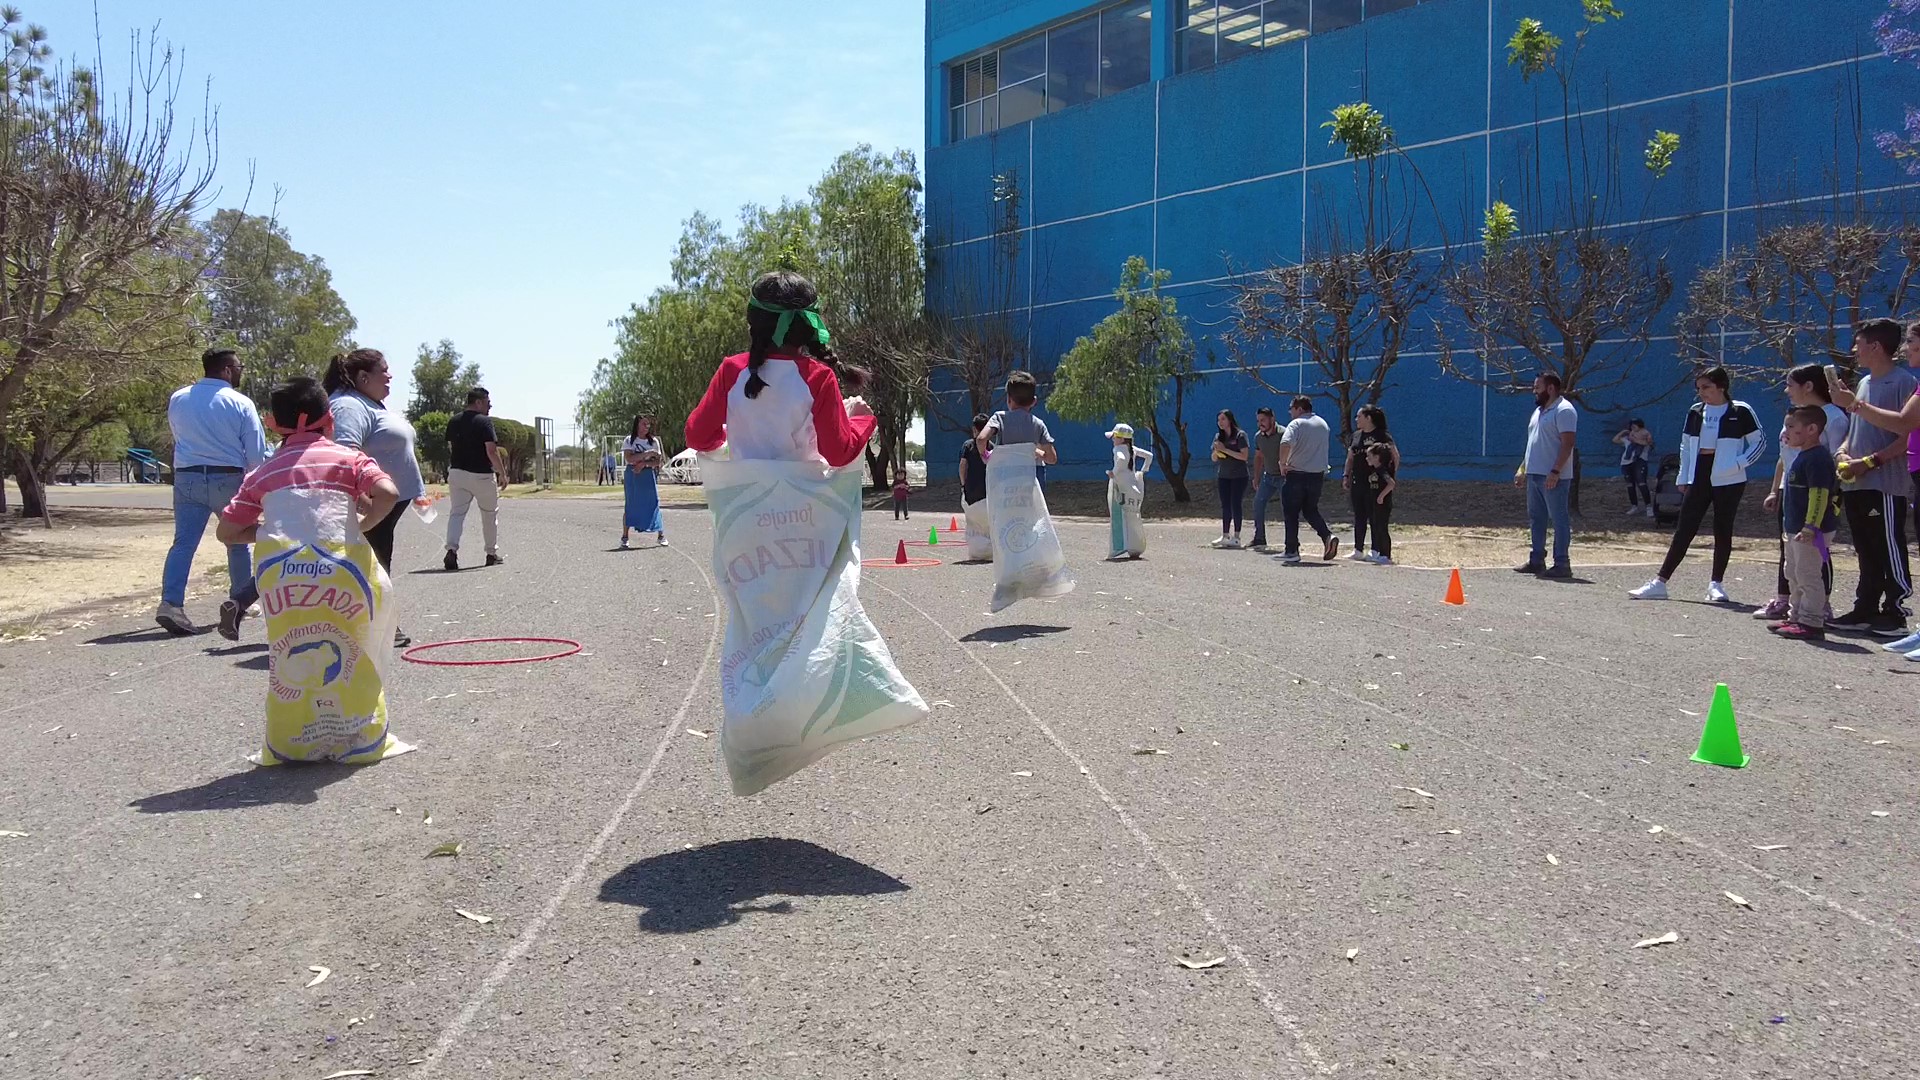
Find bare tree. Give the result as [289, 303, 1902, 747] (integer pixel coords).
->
[1229, 102, 1446, 443]
[928, 169, 1028, 434]
[0, 11, 220, 519]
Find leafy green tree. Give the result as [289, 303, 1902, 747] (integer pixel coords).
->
[1050, 257, 1202, 502]
[413, 411, 451, 480]
[202, 209, 357, 405]
[492, 417, 537, 483]
[406, 339, 482, 421]
[0, 8, 217, 517]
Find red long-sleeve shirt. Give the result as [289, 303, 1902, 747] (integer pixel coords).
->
[684, 352, 875, 468]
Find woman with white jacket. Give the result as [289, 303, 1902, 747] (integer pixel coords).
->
[1629, 366, 1768, 603]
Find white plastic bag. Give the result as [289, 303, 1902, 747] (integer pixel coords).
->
[985, 443, 1075, 613]
[700, 450, 929, 796]
[962, 495, 992, 562]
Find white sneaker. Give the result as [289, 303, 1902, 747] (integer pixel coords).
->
[1706, 581, 1731, 604]
[1372, 555, 1394, 566]
[1906, 646, 1920, 662]
[1346, 550, 1370, 562]
[1882, 630, 1920, 653]
[658, 533, 668, 546]
[1209, 536, 1231, 548]
[154, 602, 196, 636]
[1219, 537, 1240, 550]
[1628, 579, 1669, 600]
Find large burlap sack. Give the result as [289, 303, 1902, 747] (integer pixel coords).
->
[1107, 452, 1148, 559]
[985, 444, 1075, 613]
[251, 489, 413, 766]
[702, 450, 929, 796]
[962, 495, 992, 562]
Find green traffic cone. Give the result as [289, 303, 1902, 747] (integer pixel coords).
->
[928, 523, 939, 546]
[1690, 683, 1749, 768]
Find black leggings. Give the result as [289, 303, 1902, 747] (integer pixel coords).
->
[1350, 483, 1374, 551]
[1658, 461, 1744, 582]
[1218, 476, 1247, 535]
[1369, 492, 1394, 557]
[365, 500, 408, 572]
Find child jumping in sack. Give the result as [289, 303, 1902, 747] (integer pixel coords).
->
[1105, 422, 1153, 560]
[216, 377, 413, 766]
[978, 371, 1074, 611]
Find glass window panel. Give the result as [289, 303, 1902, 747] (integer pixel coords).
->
[1100, 2, 1153, 95]
[949, 65, 967, 108]
[964, 99, 985, 139]
[982, 93, 999, 134]
[1365, 0, 1419, 16]
[1262, 0, 1311, 40]
[1180, 0, 1224, 31]
[1179, 25, 1217, 71]
[1313, 0, 1362, 32]
[1046, 15, 1100, 111]
[951, 106, 967, 143]
[998, 77, 1046, 126]
[1001, 34, 1046, 85]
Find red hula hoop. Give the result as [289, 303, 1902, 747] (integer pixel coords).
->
[401, 636, 583, 666]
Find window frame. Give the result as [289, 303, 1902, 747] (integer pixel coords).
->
[942, 0, 1159, 145]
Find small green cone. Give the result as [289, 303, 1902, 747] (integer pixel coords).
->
[1690, 683, 1749, 768]
[928, 524, 939, 546]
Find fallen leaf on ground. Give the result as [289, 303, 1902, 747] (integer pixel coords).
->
[422, 811, 433, 826]
[1751, 844, 1789, 851]
[41, 726, 60, 734]
[1390, 743, 1411, 751]
[426, 841, 464, 858]
[304, 965, 330, 988]
[1872, 740, 1890, 746]
[321, 1072, 377, 1079]
[1632, 931, 1679, 949]
[1362, 683, 1382, 691]
[1725, 892, 1750, 908]
[1011, 770, 1032, 777]
[1648, 825, 1664, 834]
[1545, 854, 1560, 866]
[1175, 955, 1227, 969]
[1871, 811, 1891, 818]
[1834, 725, 1856, 731]
[455, 909, 493, 924]
[684, 729, 710, 739]
[1345, 948, 1359, 961]
[1439, 829, 1461, 835]
[1678, 709, 1700, 717]
[1398, 786, 1437, 799]
[932, 700, 954, 709]
[0, 830, 29, 839]
[1132, 748, 1169, 756]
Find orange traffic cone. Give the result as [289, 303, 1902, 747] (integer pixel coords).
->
[949, 515, 960, 532]
[1443, 568, 1466, 606]
[894, 539, 909, 565]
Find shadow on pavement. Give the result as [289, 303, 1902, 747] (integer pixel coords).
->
[960, 624, 1069, 644]
[130, 763, 360, 813]
[86, 626, 198, 645]
[598, 837, 908, 934]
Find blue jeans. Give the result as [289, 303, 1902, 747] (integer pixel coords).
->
[1250, 473, 1284, 545]
[162, 470, 255, 608]
[1526, 474, 1572, 569]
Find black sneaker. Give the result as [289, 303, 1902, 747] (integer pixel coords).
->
[1513, 561, 1546, 574]
[485, 552, 506, 567]
[1541, 565, 1574, 580]
[1828, 608, 1876, 630]
[217, 600, 243, 642]
[393, 628, 412, 648]
[1322, 535, 1340, 561]
[443, 550, 460, 572]
[1868, 614, 1911, 638]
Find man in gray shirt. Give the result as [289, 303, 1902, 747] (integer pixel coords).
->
[1831, 317, 1918, 635]
[1516, 371, 1578, 578]
[1273, 396, 1338, 564]
[1248, 407, 1287, 550]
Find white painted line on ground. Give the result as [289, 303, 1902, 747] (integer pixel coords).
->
[413, 542, 722, 1078]
[871, 579, 1336, 1079]
[1135, 612, 1920, 949]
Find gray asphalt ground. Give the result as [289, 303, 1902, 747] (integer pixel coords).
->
[2, 488, 1918, 1080]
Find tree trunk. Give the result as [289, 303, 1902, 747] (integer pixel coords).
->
[12, 446, 49, 526]
[0, 432, 9, 516]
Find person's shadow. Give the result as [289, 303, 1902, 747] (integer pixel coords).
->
[598, 838, 908, 934]
[961, 624, 1069, 644]
[130, 763, 360, 813]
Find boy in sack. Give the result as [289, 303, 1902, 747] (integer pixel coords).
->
[1770, 405, 1842, 642]
[217, 377, 414, 765]
[978, 371, 1074, 611]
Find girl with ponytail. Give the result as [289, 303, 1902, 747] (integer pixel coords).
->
[684, 270, 875, 467]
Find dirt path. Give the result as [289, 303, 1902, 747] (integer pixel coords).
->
[0, 506, 229, 636]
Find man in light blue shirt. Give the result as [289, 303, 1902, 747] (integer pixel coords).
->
[1515, 371, 1578, 578]
[157, 349, 268, 638]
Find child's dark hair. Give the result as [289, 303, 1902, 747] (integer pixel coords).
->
[1787, 403, 1829, 431]
[271, 377, 330, 433]
[1365, 443, 1392, 464]
[971, 412, 989, 434]
[1006, 370, 1038, 408]
[1787, 363, 1833, 403]
[744, 270, 866, 399]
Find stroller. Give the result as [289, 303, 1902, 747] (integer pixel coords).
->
[1650, 452, 1686, 526]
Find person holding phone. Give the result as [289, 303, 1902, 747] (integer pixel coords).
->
[1612, 418, 1654, 516]
[1826, 318, 1919, 637]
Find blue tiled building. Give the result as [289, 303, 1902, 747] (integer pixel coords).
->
[923, 0, 1920, 481]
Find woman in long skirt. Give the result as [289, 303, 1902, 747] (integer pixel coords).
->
[621, 415, 666, 548]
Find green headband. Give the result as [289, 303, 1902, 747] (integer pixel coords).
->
[749, 296, 832, 349]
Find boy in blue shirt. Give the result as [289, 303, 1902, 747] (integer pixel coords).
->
[1772, 405, 1841, 641]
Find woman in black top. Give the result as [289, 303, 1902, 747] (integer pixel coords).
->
[959, 413, 989, 508]
[1344, 406, 1399, 561]
[1210, 409, 1250, 548]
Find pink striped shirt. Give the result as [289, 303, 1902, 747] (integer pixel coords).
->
[221, 433, 391, 527]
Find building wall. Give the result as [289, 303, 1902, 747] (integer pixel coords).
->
[923, 0, 1920, 482]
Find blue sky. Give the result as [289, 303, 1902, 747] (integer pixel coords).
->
[40, 1, 926, 438]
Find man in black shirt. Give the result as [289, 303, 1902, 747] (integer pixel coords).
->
[444, 386, 507, 571]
